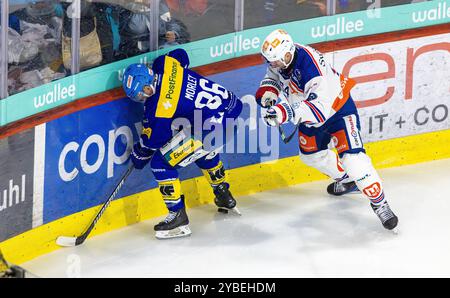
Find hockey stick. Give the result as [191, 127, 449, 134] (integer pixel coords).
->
[0, 249, 9, 272]
[275, 93, 302, 144]
[56, 164, 135, 247]
[277, 119, 301, 144]
[0, 249, 33, 278]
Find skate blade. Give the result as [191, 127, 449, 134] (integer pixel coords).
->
[218, 207, 242, 216]
[155, 225, 192, 240]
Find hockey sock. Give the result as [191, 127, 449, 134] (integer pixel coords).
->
[202, 161, 227, 188]
[341, 152, 386, 205]
[158, 179, 184, 212]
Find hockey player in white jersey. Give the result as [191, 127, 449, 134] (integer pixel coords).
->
[256, 29, 398, 231]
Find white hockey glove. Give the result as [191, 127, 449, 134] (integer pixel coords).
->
[255, 79, 282, 108]
[262, 102, 294, 127]
[257, 89, 278, 108]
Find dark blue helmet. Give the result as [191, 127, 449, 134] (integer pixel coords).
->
[122, 63, 155, 103]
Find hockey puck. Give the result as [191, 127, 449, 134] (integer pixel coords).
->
[218, 208, 229, 214]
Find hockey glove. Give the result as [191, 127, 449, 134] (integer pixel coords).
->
[263, 103, 294, 127]
[255, 79, 281, 108]
[131, 142, 155, 170]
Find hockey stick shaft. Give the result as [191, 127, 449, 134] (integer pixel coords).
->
[0, 249, 36, 278]
[57, 164, 134, 247]
[0, 249, 8, 271]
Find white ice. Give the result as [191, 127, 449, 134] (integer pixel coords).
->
[22, 159, 450, 278]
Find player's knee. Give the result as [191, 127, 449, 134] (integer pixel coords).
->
[300, 150, 346, 180]
[195, 151, 220, 170]
[150, 155, 178, 181]
[341, 152, 382, 187]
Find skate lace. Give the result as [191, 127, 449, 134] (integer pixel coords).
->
[164, 211, 177, 223]
[375, 203, 394, 223]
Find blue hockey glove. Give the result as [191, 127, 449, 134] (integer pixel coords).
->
[131, 142, 155, 170]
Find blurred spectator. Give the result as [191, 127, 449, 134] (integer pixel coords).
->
[118, 0, 190, 55]
[244, 0, 326, 30]
[337, 0, 430, 13]
[7, 0, 66, 95]
[166, 0, 234, 41]
[384, 0, 430, 6]
[166, 0, 209, 17]
[62, 0, 124, 71]
[336, 0, 365, 13]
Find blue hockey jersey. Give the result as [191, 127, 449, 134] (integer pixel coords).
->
[140, 49, 240, 150]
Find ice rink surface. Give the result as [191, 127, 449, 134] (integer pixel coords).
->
[23, 159, 450, 278]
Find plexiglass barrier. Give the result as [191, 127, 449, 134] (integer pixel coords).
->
[0, 0, 444, 125]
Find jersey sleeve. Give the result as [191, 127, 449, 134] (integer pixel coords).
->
[260, 66, 282, 94]
[167, 48, 190, 68]
[151, 48, 190, 75]
[152, 54, 166, 74]
[140, 112, 174, 150]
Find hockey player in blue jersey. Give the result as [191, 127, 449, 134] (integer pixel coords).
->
[122, 48, 243, 239]
[256, 29, 398, 231]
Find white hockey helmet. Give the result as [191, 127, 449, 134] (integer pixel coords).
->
[261, 29, 295, 68]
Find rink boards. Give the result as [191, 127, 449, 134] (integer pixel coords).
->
[0, 32, 449, 264]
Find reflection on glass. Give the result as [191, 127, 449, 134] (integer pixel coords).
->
[337, 0, 430, 14]
[166, 0, 235, 41]
[118, 0, 190, 55]
[7, 0, 67, 96]
[64, 0, 123, 71]
[244, 0, 327, 30]
[382, 0, 430, 8]
[62, 0, 192, 71]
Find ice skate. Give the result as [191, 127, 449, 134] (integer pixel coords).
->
[327, 181, 359, 196]
[154, 206, 191, 239]
[371, 201, 399, 231]
[214, 183, 241, 215]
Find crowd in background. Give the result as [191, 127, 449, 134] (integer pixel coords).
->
[3, 0, 430, 96]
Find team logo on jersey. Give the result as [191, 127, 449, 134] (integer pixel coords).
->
[157, 56, 184, 118]
[331, 130, 350, 154]
[299, 136, 307, 146]
[298, 133, 318, 152]
[142, 127, 152, 139]
[331, 136, 339, 147]
[293, 69, 302, 81]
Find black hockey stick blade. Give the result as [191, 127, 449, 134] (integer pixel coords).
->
[56, 164, 135, 247]
[278, 122, 300, 144]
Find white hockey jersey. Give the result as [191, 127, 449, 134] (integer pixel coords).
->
[260, 44, 355, 127]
